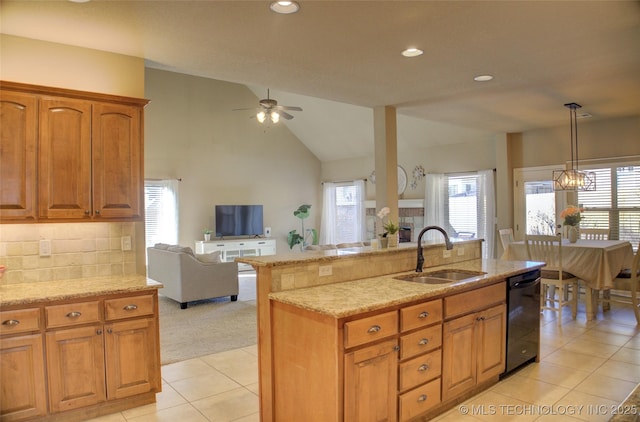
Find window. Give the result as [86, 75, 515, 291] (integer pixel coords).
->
[144, 180, 179, 253]
[320, 180, 365, 245]
[425, 170, 495, 259]
[578, 163, 640, 246]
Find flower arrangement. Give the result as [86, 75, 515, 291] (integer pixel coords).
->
[561, 205, 582, 227]
[377, 207, 399, 237]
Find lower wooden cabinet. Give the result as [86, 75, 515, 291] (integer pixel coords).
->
[344, 338, 398, 422]
[0, 334, 47, 421]
[0, 290, 161, 421]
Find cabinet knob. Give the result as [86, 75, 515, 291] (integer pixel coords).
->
[66, 311, 82, 318]
[2, 319, 20, 326]
[123, 304, 138, 311]
[417, 394, 428, 402]
[107, 328, 113, 334]
[476, 316, 485, 321]
[418, 338, 429, 345]
[85, 210, 90, 215]
[367, 325, 381, 333]
[97, 329, 103, 335]
[418, 364, 429, 372]
[418, 311, 430, 319]
[95, 210, 100, 215]
[393, 345, 400, 352]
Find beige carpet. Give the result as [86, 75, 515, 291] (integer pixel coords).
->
[158, 274, 257, 365]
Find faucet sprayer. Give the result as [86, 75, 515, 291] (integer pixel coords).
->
[416, 226, 453, 272]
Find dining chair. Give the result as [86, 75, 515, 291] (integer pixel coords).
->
[525, 234, 578, 324]
[600, 243, 640, 324]
[499, 228, 514, 251]
[580, 228, 609, 240]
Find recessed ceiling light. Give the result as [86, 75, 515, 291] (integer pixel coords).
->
[68, 0, 91, 3]
[401, 48, 424, 58]
[473, 74, 494, 82]
[270, 1, 300, 14]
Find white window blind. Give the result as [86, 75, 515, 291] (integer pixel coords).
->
[144, 180, 179, 250]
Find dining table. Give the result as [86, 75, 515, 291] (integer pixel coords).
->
[502, 238, 634, 320]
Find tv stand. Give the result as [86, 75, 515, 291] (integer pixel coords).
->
[195, 238, 276, 271]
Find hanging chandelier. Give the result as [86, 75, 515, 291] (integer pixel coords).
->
[552, 102, 596, 191]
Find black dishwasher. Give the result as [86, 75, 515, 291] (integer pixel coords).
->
[502, 269, 541, 376]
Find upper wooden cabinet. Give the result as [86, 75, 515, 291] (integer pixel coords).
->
[0, 91, 37, 220]
[0, 81, 148, 223]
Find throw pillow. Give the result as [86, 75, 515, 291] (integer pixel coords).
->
[195, 251, 223, 263]
[167, 246, 194, 255]
[154, 243, 171, 250]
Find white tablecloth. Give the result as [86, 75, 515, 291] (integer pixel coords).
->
[502, 239, 633, 290]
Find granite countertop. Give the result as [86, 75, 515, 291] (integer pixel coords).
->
[0, 275, 163, 307]
[269, 259, 544, 318]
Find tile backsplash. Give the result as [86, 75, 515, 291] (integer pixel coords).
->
[0, 222, 139, 284]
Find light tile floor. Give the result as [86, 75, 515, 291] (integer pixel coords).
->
[90, 290, 640, 422]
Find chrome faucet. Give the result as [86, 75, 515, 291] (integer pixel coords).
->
[416, 226, 454, 272]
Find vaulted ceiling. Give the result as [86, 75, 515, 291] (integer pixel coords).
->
[2, 1, 639, 161]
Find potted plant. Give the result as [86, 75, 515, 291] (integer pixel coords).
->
[377, 207, 400, 247]
[203, 228, 212, 241]
[287, 204, 319, 250]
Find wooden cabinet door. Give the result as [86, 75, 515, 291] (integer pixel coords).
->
[45, 325, 106, 413]
[92, 102, 143, 219]
[476, 304, 506, 384]
[344, 338, 398, 422]
[104, 318, 160, 399]
[0, 91, 37, 221]
[441, 313, 477, 402]
[0, 334, 47, 421]
[38, 97, 92, 219]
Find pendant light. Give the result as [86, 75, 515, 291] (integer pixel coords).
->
[552, 102, 596, 191]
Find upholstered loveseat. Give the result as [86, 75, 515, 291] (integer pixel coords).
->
[147, 244, 239, 309]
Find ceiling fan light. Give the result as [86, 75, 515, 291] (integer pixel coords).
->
[270, 1, 299, 14]
[270, 111, 280, 124]
[257, 111, 266, 123]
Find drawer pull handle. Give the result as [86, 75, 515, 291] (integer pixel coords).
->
[123, 304, 138, 311]
[2, 319, 20, 326]
[417, 394, 428, 402]
[418, 311, 430, 319]
[66, 311, 82, 318]
[368, 325, 381, 333]
[393, 345, 400, 352]
[418, 338, 429, 345]
[476, 316, 485, 321]
[418, 364, 429, 372]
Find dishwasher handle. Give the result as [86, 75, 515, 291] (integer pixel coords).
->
[512, 277, 541, 289]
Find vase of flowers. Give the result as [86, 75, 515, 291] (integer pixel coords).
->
[561, 205, 582, 243]
[377, 207, 400, 247]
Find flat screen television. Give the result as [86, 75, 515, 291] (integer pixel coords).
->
[215, 205, 263, 237]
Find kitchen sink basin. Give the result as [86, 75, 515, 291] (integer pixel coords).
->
[394, 269, 486, 285]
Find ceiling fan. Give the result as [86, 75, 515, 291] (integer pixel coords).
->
[233, 89, 302, 123]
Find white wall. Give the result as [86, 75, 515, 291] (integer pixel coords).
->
[144, 68, 322, 252]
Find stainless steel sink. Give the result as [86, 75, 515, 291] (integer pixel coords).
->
[394, 269, 486, 285]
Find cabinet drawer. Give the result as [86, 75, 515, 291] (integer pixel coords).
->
[105, 294, 154, 320]
[344, 311, 398, 349]
[399, 349, 442, 391]
[0, 308, 41, 335]
[444, 282, 505, 319]
[399, 377, 441, 422]
[400, 299, 442, 332]
[400, 324, 442, 359]
[46, 301, 100, 328]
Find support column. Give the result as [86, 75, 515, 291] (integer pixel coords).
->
[373, 106, 398, 235]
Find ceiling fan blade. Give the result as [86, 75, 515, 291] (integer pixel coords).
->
[232, 107, 258, 111]
[274, 105, 303, 112]
[279, 111, 294, 120]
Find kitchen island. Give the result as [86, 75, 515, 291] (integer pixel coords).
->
[237, 240, 544, 422]
[0, 275, 162, 422]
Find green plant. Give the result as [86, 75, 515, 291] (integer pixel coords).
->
[287, 204, 318, 250]
[377, 207, 399, 236]
[203, 228, 212, 235]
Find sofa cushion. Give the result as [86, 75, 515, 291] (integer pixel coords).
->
[154, 243, 171, 250]
[195, 251, 223, 264]
[168, 245, 194, 255]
